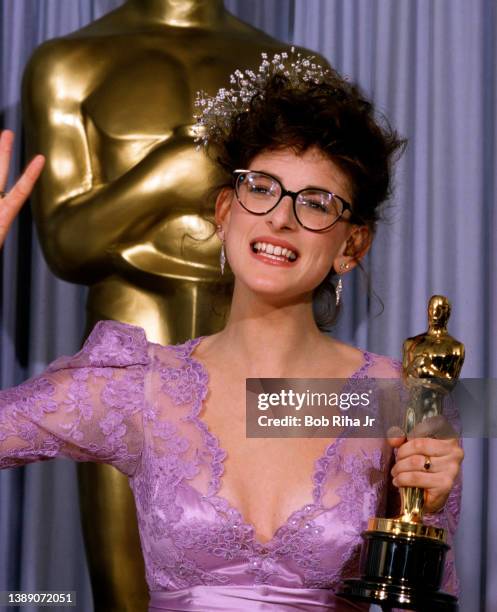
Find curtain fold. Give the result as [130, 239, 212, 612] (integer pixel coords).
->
[1, 1, 494, 610]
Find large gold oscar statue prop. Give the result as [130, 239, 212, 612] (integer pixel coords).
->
[21, 2, 324, 609]
[339, 295, 465, 611]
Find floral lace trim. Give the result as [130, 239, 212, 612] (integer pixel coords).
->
[178, 343, 378, 550]
[166, 337, 227, 497]
[311, 350, 378, 503]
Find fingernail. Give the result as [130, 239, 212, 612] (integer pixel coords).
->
[392, 478, 398, 486]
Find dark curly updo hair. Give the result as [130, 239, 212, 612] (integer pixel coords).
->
[201, 61, 406, 331]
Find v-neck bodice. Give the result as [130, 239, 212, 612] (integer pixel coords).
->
[183, 335, 376, 550]
[0, 319, 462, 611]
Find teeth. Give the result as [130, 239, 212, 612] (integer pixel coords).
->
[252, 241, 297, 261]
[264, 253, 287, 262]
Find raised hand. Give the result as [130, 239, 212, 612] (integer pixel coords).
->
[0, 130, 45, 248]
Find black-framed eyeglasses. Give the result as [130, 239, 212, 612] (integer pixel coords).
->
[232, 169, 355, 232]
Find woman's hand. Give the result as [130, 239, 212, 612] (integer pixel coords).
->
[387, 415, 463, 514]
[0, 129, 45, 248]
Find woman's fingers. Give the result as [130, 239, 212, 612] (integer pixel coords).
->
[392, 453, 440, 477]
[386, 415, 458, 450]
[389, 435, 463, 513]
[7, 153, 45, 203]
[391, 466, 456, 513]
[0, 152, 45, 247]
[391, 448, 461, 478]
[391, 468, 454, 490]
[395, 436, 461, 462]
[0, 129, 15, 190]
[407, 414, 459, 440]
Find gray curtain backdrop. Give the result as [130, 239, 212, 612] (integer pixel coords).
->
[0, 1, 495, 611]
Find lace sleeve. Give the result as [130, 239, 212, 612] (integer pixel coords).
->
[0, 320, 149, 477]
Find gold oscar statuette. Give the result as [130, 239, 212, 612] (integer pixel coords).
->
[338, 295, 465, 611]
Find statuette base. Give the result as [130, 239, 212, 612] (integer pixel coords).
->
[337, 523, 457, 611]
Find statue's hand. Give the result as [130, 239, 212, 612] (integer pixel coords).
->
[0, 130, 45, 248]
[387, 416, 463, 513]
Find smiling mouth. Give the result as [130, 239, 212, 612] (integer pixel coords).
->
[250, 241, 299, 262]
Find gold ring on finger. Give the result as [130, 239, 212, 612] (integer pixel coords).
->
[423, 456, 432, 471]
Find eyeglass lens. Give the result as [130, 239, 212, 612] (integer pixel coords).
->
[236, 172, 343, 230]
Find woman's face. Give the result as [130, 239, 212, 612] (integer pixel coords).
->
[216, 145, 368, 303]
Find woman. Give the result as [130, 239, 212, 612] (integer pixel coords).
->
[1, 51, 463, 611]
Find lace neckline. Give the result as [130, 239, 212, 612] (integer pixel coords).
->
[170, 335, 375, 552]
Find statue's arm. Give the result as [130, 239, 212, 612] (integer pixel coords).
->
[22, 40, 207, 284]
[401, 338, 413, 371]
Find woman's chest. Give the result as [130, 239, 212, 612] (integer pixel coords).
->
[196, 377, 342, 545]
[141, 347, 391, 536]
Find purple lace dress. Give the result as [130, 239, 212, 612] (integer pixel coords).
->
[0, 320, 461, 611]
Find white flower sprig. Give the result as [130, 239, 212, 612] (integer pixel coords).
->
[193, 47, 332, 151]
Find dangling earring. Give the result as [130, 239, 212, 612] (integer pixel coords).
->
[335, 278, 343, 306]
[217, 224, 226, 275]
[336, 262, 350, 306]
[220, 242, 226, 275]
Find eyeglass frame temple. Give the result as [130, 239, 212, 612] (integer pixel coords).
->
[232, 169, 355, 232]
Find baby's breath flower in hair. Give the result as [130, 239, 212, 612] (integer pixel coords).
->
[193, 47, 332, 151]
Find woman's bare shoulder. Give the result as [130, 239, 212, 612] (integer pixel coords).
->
[321, 336, 401, 378]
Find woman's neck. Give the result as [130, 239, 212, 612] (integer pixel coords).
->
[125, 0, 225, 27]
[213, 286, 326, 377]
